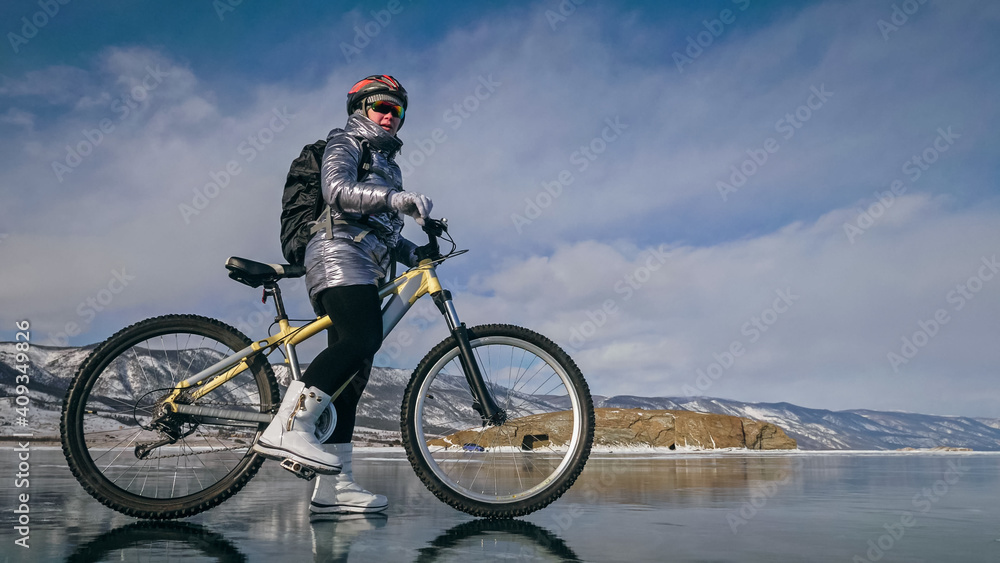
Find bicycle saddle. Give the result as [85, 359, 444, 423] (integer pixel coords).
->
[225, 257, 305, 288]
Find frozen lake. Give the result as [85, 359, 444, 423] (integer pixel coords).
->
[4, 447, 1000, 562]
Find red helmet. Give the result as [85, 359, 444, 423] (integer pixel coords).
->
[346, 75, 408, 128]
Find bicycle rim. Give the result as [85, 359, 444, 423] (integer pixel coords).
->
[412, 332, 590, 506]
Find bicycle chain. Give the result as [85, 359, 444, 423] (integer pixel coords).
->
[143, 444, 249, 460]
[138, 398, 275, 460]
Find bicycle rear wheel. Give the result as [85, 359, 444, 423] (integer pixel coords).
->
[401, 324, 594, 518]
[60, 314, 278, 519]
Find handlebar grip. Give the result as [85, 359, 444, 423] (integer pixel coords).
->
[421, 218, 446, 238]
[419, 218, 446, 260]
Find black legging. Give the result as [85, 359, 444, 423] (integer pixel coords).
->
[300, 284, 382, 444]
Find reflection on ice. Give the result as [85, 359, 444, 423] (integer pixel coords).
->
[11, 448, 1000, 562]
[413, 519, 581, 562]
[64, 521, 248, 562]
[64, 512, 581, 563]
[311, 513, 388, 563]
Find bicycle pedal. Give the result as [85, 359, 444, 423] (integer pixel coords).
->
[279, 458, 317, 480]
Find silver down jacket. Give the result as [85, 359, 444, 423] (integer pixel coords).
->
[303, 113, 419, 311]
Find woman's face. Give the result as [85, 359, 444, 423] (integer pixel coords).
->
[367, 107, 401, 136]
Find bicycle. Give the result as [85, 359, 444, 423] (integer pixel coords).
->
[60, 219, 595, 520]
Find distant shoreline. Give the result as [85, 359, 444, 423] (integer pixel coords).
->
[11, 441, 1000, 455]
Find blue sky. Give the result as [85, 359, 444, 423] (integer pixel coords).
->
[2, 0, 999, 417]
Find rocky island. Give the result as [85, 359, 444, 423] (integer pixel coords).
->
[430, 408, 798, 451]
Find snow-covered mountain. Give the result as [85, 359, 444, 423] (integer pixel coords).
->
[4, 342, 1000, 450]
[593, 396, 1000, 450]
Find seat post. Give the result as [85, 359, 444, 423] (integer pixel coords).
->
[264, 283, 288, 321]
[265, 282, 304, 381]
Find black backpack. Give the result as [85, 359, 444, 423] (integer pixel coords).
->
[279, 136, 371, 265]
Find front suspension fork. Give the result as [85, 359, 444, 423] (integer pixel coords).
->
[432, 290, 506, 424]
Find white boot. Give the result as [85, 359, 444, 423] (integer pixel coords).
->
[253, 381, 342, 475]
[310, 443, 388, 513]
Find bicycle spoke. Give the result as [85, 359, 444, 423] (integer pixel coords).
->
[123, 455, 151, 491]
[504, 348, 539, 410]
[129, 345, 154, 393]
[103, 430, 145, 475]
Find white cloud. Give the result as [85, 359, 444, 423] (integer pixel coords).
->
[1, 108, 33, 130]
[1, 0, 997, 419]
[447, 195, 1000, 416]
[0, 65, 95, 105]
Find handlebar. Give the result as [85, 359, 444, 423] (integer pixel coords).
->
[421, 217, 447, 239]
[417, 218, 448, 261]
[414, 217, 468, 265]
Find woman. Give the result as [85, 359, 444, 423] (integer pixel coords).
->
[254, 75, 432, 514]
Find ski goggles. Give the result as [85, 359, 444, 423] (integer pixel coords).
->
[369, 100, 404, 119]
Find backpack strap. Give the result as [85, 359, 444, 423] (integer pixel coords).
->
[356, 137, 373, 227]
[311, 135, 377, 242]
[310, 206, 371, 242]
[356, 137, 372, 181]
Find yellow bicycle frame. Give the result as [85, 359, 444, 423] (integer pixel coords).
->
[163, 260, 446, 419]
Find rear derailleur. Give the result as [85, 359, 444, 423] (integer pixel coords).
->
[134, 400, 198, 459]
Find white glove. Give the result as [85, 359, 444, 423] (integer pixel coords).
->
[390, 191, 433, 225]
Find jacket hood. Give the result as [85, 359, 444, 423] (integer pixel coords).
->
[344, 113, 403, 158]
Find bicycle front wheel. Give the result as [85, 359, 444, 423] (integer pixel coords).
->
[401, 324, 594, 518]
[60, 314, 279, 519]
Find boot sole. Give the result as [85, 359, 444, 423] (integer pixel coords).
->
[309, 501, 388, 514]
[252, 443, 342, 475]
